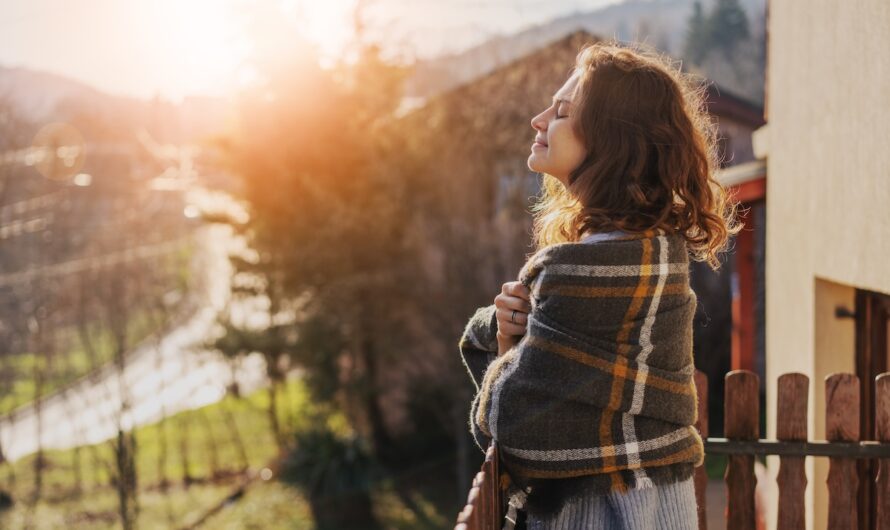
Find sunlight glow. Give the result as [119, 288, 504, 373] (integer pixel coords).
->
[281, 0, 358, 60]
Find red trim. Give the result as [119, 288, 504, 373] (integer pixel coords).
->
[728, 175, 766, 371]
[730, 177, 766, 203]
[731, 205, 757, 372]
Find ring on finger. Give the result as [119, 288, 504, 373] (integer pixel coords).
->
[511, 309, 517, 324]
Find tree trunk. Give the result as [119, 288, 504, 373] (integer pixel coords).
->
[357, 329, 395, 466]
[267, 378, 284, 451]
[179, 414, 193, 486]
[115, 428, 138, 530]
[453, 395, 470, 504]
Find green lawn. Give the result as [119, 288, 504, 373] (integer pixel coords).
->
[0, 377, 459, 529]
[0, 310, 159, 416]
[0, 238, 194, 417]
[0, 378, 312, 528]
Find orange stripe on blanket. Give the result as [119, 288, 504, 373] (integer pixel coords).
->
[526, 335, 694, 396]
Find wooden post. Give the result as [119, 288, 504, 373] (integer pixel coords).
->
[725, 370, 758, 530]
[694, 370, 709, 530]
[776, 373, 808, 530]
[468, 485, 481, 529]
[456, 501, 474, 529]
[486, 443, 503, 529]
[875, 373, 890, 530]
[455, 442, 503, 530]
[826, 373, 860, 530]
[474, 470, 489, 527]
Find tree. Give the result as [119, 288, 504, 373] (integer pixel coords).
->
[684, 1, 710, 64]
[684, 0, 751, 65]
[709, 0, 750, 58]
[215, 1, 418, 472]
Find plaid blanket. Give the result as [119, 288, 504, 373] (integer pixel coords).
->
[459, 228, 704, 502]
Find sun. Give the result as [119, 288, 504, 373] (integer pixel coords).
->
[279, 0, 358, 60]
[131, 0, 247, 99]
[105, 0, 362, 99]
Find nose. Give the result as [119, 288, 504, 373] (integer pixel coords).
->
[531, 110, 548, 132]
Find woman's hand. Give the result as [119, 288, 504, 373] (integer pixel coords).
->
[495, 281, 532, 356]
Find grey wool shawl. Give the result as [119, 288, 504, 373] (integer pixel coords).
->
[459, 227, 704, 513]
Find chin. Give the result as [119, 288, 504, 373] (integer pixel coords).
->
[527, 154, 545, 173]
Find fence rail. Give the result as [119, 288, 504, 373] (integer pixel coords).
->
[455, 369, 890, 530]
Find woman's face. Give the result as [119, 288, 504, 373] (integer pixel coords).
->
[527, 72, 587, 186]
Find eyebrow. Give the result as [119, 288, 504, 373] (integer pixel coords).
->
[552, 96, 573, 106]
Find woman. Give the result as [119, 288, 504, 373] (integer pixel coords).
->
[459, 41, 741, 529]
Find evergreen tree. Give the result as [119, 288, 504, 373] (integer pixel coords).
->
[709, 0, 750, 57]
[684, 1, 710, 64]
[684, 0, 750, 64]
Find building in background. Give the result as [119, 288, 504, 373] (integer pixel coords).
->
[758, 1, 890, 528]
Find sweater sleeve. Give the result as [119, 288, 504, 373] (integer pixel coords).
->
[458, 304, 500, 452]
[458, 304, 499, 391]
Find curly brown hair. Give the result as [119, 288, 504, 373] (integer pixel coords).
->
[530, 40, 742, 270]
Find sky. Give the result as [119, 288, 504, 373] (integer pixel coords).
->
[0, 0, 620, 102]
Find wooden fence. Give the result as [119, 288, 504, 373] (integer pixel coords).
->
[455, 442, 503, 530]
[455, 369, 890, 530]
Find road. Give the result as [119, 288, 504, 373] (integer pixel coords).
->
[0, 191, 270, 463]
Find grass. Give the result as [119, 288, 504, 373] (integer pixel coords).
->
[0, 378, 315, 529]
[0, 239, 195, 417]
[0, 310, 160, 416]
[196, 480, 315, 530]
[0, 376, 460, 529]
[705, 453, 727, 480]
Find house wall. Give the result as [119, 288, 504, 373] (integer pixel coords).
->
[763, 1, 890, 528]
[811, 278, 856, 527]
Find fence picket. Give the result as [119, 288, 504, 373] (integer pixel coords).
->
[484, 443, 502, 529]
[725, 370, 758, 530]
[776, 373, 808, 530]
[694, 370, 709, 530]
[474, 470, 489, 527]
[875, 373, 890, 530]
[826, 373, 860, 530]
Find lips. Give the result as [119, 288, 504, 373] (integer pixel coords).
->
[533, 138, 548, 147]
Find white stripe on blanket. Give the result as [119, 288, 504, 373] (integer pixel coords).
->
[624, 235, 669, 486]
[544, 262, 687, 277]
[530, 262, 687, 299]
[500, 425, 696, 462]
[630, 235, 670, 416]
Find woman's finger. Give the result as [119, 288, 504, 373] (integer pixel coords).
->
[499, 321, 526, 337]
[495, 289, 532, 314]
[497, 306, 528, 326]
[510, 282, 532, 302]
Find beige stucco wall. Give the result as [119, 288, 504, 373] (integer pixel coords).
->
[811, 278, 856, 527]
[762, 1, 890, 528]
